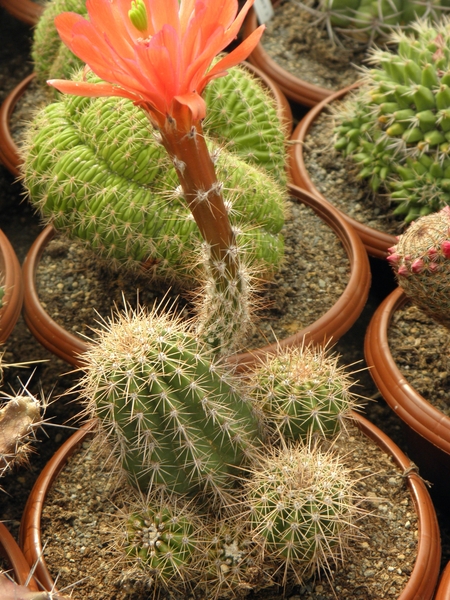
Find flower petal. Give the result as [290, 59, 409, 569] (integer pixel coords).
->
[47, 79, 138, 101]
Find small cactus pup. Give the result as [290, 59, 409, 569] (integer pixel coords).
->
[292, 0, 450, 46]
[245, 441, 362, 587]
[334, 20, 450, 224]
[78, 302, 264, 501]
[387, 205, 450, 328]
[246, 344, 360, 443]
[117, 489, 204, 595]
[25, 0, 284, 354]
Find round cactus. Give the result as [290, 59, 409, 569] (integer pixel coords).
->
[245, 442, 360, 584]
[120, 490, 203, 593]
[387, 205, 450, 328]
[246, 345, 359, 442]
[32, 0, 87, 85]
[295, 0, 450, 45]
[79, 303, 264, 499]
[21, 66, 287, 285]
[334, 20, 450, 224]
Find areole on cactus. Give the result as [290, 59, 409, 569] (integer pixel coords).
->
[387, 204, 450, 327]
[334, 20, 450, 223]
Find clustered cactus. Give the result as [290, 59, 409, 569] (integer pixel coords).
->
[387, 205, 450, 327]
[334, 20, 450, 223]
[78, 303, 364, 597]
[293, 0, 450, 45]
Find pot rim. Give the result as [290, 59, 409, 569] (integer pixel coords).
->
[289, 84, 398, 259]
[0, 522, 40, 591]
[435, 561, 450, 600]
[364, 286, 450, 452]
[0, 228, 24, 344]
[242, 3, 333, 107]
[0, 0, 42, 26]
[22, 183, 371, 369]
[18, 413, 441, 599]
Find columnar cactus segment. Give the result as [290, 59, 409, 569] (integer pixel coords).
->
[79, 303, 264, 499]
[22, 71, 286, 284]
[334, 20, 450, 223]
[245, 443, 360, 584]
[388, 205, 450, 327]
[247, 345, 358, 442]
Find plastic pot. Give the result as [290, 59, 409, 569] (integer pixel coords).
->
[0, 63, 292, 178]
[364, 287, 450, 506]
[0, 522, 40, 591]
[19, 413, 441, 599]
[22, 184, 371, 369]
[242, 2, 335, 108]
[0, 0, 42, 25]
[289, 84, 397, 259]
[0, 227, 23, 344]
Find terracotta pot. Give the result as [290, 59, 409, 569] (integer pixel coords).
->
[364, 287, 450, 505]
[242, 2, 333, 107]
[435, 562, 450, 600]
[289, 85, 398, 259]
[0, 0, 42, 25]
[0, 228, 23, 344]
[0, 522, 39, 591]
[22, 184, 371, 369]
[0, 63, 292, 179]
[19, 413, 441, 599]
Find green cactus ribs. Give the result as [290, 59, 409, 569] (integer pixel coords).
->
[334, 20, 450, 224]
[79, 302, 264, 499]
[22, 65, 287, 286]
[387, 205, 450, 328]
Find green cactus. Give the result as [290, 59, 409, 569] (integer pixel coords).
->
[295, 0, 450, 45]
[121, 490, 203, 593]
[32, 0, 87, 85]
[247, 345, 359, 442]
[334, 20, 450, 223]
[0, 286, 4, 309]
[21, 66, 287, 285]
[79, 302, 264, 499]
[387, 205, 450, 327]
[245, 442, 360, 585]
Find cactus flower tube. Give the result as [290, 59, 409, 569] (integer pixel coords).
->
[48, 0, 265, 353]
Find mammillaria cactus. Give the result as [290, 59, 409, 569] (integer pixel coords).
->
[79, 303, 264, 499]
[245, 442, 361, 585]
[334, 20, 450, 223]
[293, 0, 450, 45]
[387, 205, 450, 327]
[247, 345, 359, 442]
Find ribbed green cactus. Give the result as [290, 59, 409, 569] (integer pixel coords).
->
[335, 21, 450, 223]
[21, 66, 287, 285]
[334, 20, 450, 223]
[247, 346, 358, 442]
[79, 303, 264, 499]
[0, 286, 4, 309]
[121, 490, 203, 593]
[296, 0, 450, 45]
[387, 205, 450, 327]
[32, 0, 87, 85]
[245, 442, 359, 585]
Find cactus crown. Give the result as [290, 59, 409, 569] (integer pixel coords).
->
[293, 0, 450, 46]
[387, 205, 450, 327]
[334, 19, 450, 223]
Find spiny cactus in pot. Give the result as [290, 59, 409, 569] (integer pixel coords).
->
[387, 204, 450, 327]
[334, 19, 450, 224]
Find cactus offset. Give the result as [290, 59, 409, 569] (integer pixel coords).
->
[334, 20, 450, 223]
[245, 442, 361, 585]
[293, 0, 450, 46]
[387, 205, 450, 327]
[79, 303, 264, 500]
[247, 345, 359, 442]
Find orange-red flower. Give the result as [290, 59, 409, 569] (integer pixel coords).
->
[48, 0, 264, 129]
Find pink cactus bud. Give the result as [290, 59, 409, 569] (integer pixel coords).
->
[429, 262, 440, 272]
[397, 265, 409, 277]
[428, 247, 438, 259]
[441, 205, 450, 217]
[386, 253, 400, 265]
[442, 241, 450, 258]
[387, 246, 397, 254]
[411, 258, 424, 273]
[404, 255, 412, 262]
